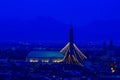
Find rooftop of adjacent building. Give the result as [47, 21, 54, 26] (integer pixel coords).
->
[27, 51, 64, 58]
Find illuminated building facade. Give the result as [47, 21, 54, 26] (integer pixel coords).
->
[26, 51, 64, 63]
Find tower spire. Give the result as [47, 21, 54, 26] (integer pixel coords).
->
[69, 25, 74, 44]
[60, 24, 87, 66]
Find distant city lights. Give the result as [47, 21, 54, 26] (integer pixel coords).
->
[111, 67, 115, 73]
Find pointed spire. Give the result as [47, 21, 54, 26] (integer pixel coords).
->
[60, 23, 87, 66]
[69, 23, 74, 44]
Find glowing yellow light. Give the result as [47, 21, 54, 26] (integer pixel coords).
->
[73, 44, 87, 59]
[60, 42, 70, 55]
[111, 67, 113, 70]
[112, 69, 115, 73]
[30, 59, 38, 62]
[111, 67, 115, 73]
[53, 59, 62, 63]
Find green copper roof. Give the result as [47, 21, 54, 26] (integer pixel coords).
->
[27, 51, 64, 58]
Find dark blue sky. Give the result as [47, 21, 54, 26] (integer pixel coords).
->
[0, 0, 120, 45]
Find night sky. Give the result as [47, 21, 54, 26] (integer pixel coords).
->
[0, 0, 120, 45]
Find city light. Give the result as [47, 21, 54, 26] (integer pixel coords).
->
[53, 59, 62, 63]
[30, 59, 38, 62]
[111, 67, 115, 73]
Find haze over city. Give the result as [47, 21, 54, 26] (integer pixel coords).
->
[0, 0, 120, 44]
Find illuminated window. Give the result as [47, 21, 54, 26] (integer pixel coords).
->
[53, 59, 62, 63]
[30, 59, 38, 62]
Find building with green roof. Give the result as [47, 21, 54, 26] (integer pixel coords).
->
[26, 51, 64, 63]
